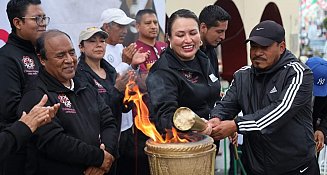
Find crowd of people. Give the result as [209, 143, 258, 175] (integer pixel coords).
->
[0, 0, 325, 175]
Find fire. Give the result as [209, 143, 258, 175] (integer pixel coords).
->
[124, 79, 188, 143]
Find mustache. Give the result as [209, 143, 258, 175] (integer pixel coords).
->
[252, 57, 266, 61]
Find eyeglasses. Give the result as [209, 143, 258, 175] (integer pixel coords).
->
[20, 16, 50, 26]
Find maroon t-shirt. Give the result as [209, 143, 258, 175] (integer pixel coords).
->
[135, 40, 167, 73]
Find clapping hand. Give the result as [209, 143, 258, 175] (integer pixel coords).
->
[122, 43, 137, 65]
[130, 47, 150, 69]
[19, 94, 60, 132]
[115, 70, 135, 92]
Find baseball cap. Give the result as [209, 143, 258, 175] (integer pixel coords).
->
[306, 56, 327, 97]
[246, 20, 285, 46]
[100, 8, 134, 25]
[78, 27, 108, 44]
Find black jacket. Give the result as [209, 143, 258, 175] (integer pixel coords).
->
[146, 47, 221, 133]
[76, 57, 130, 133]
[17, 68, 118, 174]
[0, 33, 40, 127]
[211, 50, 315, 175]
[200, 45, 219, 77]
[0, 121, 32, 163]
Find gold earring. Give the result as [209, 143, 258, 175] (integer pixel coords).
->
[200, 40, 203, 46]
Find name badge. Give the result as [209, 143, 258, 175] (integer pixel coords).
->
[209, 74, 218, 82]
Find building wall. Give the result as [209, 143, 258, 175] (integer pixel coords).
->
[239, 0, 300, 58]
[166, 0, 217, 17]
[166, 0, 300, 63]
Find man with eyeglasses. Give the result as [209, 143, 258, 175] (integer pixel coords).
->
[0, 0, 49, 174]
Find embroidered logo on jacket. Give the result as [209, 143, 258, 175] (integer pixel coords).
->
[58, 94, 76, 113]
[182, 71, 198, 83]
[22, 56, 38, 76]
[22, 56, 35, 69]
[94, 79, 107, 93]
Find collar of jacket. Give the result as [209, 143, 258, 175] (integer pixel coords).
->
[39, 67, 87, 93]
[156, 47, 214, 85]
[77, 57, 117, 89]
[200, 44, 217, 52]
[78, 57, 116, 77]
[7, 33, 35, 53]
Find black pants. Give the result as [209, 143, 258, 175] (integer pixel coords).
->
[284, 157, 320, 175]
[116, 126, 150, 175]
[243, 157, 320, 175]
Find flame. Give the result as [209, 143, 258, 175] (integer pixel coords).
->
[124, 79, 188, 143]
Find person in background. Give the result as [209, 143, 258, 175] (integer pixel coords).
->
[198, 5, 232, 160]
[18, 29, 118, 174]
[100, 8, 146, 73]
[146, 9, 221, 138]
[135, 9, 166, 78]
[76, 27, 144, 175]
[100, 8, 149, 175]
[199, 5, 230, 78]
[209, 20, 319, 174]
[0, 94, 59, 163]
[0, 0, 49, 174]
[126, 9, 166, 175]
[306, 56, 327, 153]
[134, 8, 166, 99]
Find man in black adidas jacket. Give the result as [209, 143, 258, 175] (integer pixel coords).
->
[209, 20, 319, 174]
[18, 30, 118, 174]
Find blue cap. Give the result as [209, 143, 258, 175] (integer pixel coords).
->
[306, 56, 327, 97]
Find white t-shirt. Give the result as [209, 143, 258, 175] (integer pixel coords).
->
[104, 44, 131, 74]
[104, 43, 133, 132]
